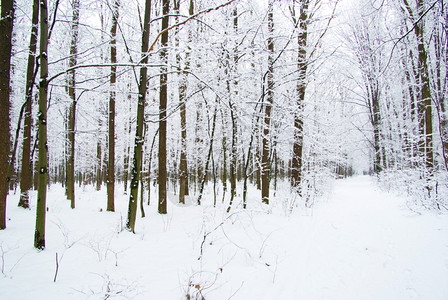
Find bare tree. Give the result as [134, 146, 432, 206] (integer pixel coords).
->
[107, 0, 120, 212]
[19, 0, 39, 209]
[350, 13, 385, 174]
[127, 0, 152, 233]
[402, 0, 434, 173]
[0, 0, 14, 229]
[175, 0, 193, 204]
[261, 0, 274, 205]
[227, 5, 239, 213]
[430, 1, 447, 171]
[290, 0, 310, 194]
[35, 0, 49, 248]
[158, 0, 170, 215]
[66, 0, 80, 209]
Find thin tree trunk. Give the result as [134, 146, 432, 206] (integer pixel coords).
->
[0, 0, 14, 229]
[96, 119, 102, 191]
[372, 87, 382, 174]
[227, 97, 238, 211]
[175, 0, 192, 204]
[34, 0, 48, 248]
[261, 1, 274, 205]
[195, 103, 203, 192]
[256, 134, 261, 190]
[158, 0, 170, 215]
[434, 6, 448, 171]
[198, 105, 218, 206]
[123, 81, 132, 194]
[66, 0, 79, 209]
[127, 0, 152, 233]
[227, 6, 238, 213]
[96, 5, 105, 192]
[242, 103, 264, 208]
[290, 0, 309, 195]
[147, 129, 159, 205]
[417, 30, 433, 173]
[221, 109, 228, 203]
[226, 78, 238, 211]
[19, 0, 39, 209]
[403, 0, 434, 173]
[107, 0, 120, 212]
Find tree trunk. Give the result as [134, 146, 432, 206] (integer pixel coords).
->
[96, 119, 102, 191]
[0, 0, 14, 229]
[34, 0, 48, 248]
[417, 25, 433, 172]
[372, 87, 382, 174]
[107, 0, 120, 212]
[261, 1, 274, 205]
[66, 0, 79, 209]
[403, 0, 434, 173]
[158, 0, 170, 215]
[290, 0, 309, 195]
[123, 81, 132, 194]
[227, 6, 238, 213]
[127, 0, 152, 233]
[198, 104, 218, 206]
[175, 0, 192, 204]
[19, 0, 39, 209]
[221, 109, 228, 202]
[434, 5, 448, 171]
[195, 103, 203, 192]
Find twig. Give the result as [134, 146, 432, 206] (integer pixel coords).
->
[54, 252, 59, 282]
[227, 281, 244, 300]
[0, 244, 5, 276]
[148, 0, 238, 53]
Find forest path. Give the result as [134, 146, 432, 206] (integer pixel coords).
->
[255, 176, 448, 300]
[2, 177, 448, 300]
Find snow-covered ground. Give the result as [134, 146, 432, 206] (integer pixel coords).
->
[1, 176, 447, 299]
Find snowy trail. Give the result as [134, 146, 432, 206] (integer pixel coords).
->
[248, 176, 448, 300]
[1, 176, 448, 300]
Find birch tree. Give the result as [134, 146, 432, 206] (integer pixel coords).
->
[261, 0, 275, 205]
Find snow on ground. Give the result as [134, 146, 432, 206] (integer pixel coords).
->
[1, 176, 448, 299]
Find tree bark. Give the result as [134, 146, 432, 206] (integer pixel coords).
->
[34, 0, 48, 248]
[227, 6, 238, 213]
[221, 109, 228, 202]
[123, 81, 132, 194]
[19, 0, 39, 209]
[96, 119, 102, 191]
[403, 0, 434, 173]
[66, 0, 80, 209]
[197, 105, 218, 206]
[175, 0, 192, 204]
[433, 5, 448, 171]
[107, 0, 120, 212]
[290, 0, 309, 195]
[0, 0, 14, 229]
[127, 0, 152, 233]
[261, 1, 274, 205]
[195, 102, 204, 192]
[158, 0, 170, 214]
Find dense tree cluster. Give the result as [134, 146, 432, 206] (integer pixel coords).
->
[0, 0, 446, 247]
